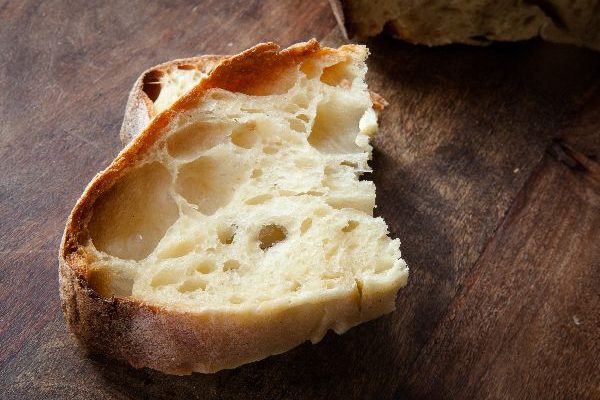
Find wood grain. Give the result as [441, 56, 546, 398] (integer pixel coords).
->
[1, 1, 599, 399]
[402, 93, 600, 399]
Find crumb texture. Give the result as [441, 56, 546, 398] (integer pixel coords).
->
[84, 45, 408, 326]
[152, 61, 219, 114]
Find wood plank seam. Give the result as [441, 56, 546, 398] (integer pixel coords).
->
[393, 86, 600, 398]
[402, 143, 599, 398]
[393, 167, 544, 398]
[462, 160, 573, 398]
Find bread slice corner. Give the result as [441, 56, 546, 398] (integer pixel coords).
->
[120, 54, 226, 144]
[60, 39, 408, 374]
[120, 49, 389, 145]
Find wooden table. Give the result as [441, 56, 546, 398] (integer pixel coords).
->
[1, 1, 599, 398]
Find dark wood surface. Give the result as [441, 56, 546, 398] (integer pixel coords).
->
[1, 1, 598, 399]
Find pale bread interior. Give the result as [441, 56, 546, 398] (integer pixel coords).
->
[85, 46, 408, 316]
[153, 65, 213, 115]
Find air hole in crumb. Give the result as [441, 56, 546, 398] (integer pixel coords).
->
[229, 295, 244, 304]
[320, 59, 355, 87]
[325, 281, 336, 289]
[251, 169, 263, 178]
[142, 70, 164, 102]
[325, 245, 338, 260]
[178, 278, 206, 293]
[342, 220, 359, 233]
[258, 224, 287, 250]
[177, 64, 195, 70]
[289, 119, 305, 133]
[300, 60, 320, 79]
[88, 269, 133, 297]
[217, 225, 235, 245]
[240, 106, 262, 113]
[194, 260, 215, 274]
[157, 240, 195, 259]
[325, 198, 348, 210]
[176, 155, 246, 215]
[231, 122, 257, 149]
[321, 272, 340, 280]
[292, 95, 309, 109]
[308, 98, 363, 154]
[296, 114, 309, 123]
[167, 121, 229, 159]
[292, 191, 321, 197]
[223, 260, 240, 271]
[263, 145, 279, 154]
[290, 281, 301, 292]
[245, 194, 272, 205]
[300, 218, 312, 234]
[89, 162, 178, 261]
[340, 161, 358, 168]
[151, 269, 181, 287]
[282, 104, 299, 114]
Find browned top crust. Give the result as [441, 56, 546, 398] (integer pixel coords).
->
[120, 46, 386, 145]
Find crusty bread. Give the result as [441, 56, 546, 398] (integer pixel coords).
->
[332, 0, 600, 50]
[120, 55, 388, 144]
[60, 40, 409, 374]
[120, 55, 225, 144]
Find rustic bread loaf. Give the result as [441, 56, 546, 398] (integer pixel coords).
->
[60, 40, 409, 374]
[333, 0, 600, 50]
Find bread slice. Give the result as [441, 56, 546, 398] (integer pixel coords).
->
[332, 0, 600, 50]
[60, 40, 409, 374]
[120, 54, 388, 144]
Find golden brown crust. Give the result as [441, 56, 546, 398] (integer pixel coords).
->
[60, 40, 398, 374]
[120, 55, 227, 144]
[120, 46, 386, 144]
